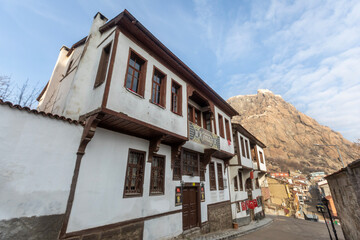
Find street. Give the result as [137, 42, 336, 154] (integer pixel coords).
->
[236, 216, 345, 240]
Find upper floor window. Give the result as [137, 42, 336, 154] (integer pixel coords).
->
[238, 171, 244, 191]
[195, 109, 201, 126]
[259, 151, 264, 164]
[203, 112, 212, 131]
[244, 139, 250, 159]
[125, 50, 146, 96]
[94, 42, 112, 88]
[225, 119, 231, 142]
[218, 114, 225, 138]
[171, 80, 182, 115]
[233, 176, 238, 191]
[255, 177, 260, 189]
[240, 136, 246, 158]
[151, 67, 166, 107]
[150, 155, 165, 195]
[217, 163, 224, 190]
[124, 149, 145, 197]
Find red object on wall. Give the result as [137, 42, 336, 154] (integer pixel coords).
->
[248, 200, 255, 209]
[253, 199, 258, 208]
[250, 171, 254, 179]
[241, 201, 246, 211]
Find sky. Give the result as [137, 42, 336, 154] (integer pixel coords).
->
[0, 0, 359, 141]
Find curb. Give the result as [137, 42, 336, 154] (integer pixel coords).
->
[223, 219, 274, 240]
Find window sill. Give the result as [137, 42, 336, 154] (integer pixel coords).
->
[125, 87, 144, 99]
[149, 100, 165, 109]
[123, 193, 143, 198]
[149, 192, 165, 196]
[171, 110, 182, 117]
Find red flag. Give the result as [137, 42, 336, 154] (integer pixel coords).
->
[248, 200, 255, 209]
[241, 201, 246, 211]
[250, 171, 254, 179]
[253, 199, 258, 208]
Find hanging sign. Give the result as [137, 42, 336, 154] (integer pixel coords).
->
[175, 187, 182, 206]
[201, 186, 205, 202]
[250, 171, 254, 179]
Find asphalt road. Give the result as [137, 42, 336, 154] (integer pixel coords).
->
[236, 216, 345, 240]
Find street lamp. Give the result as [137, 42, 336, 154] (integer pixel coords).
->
[313, 144, 345, 168]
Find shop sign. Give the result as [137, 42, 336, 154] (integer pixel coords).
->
[175, 187, 182, 206]
[201, 186, 205, 202]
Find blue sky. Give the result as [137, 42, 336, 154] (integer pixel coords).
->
[1, 0, 359, 141]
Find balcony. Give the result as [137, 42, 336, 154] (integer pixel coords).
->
[189, 121, 220, 150]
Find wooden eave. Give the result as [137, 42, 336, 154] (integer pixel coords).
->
[88, 108, 188, 145]
[98, 9, 239, 117]
[232, 123, 266, 148]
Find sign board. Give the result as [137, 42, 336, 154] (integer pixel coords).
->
[175, 187, 182, 206]
[189, 122, 220, 149]
[201, 186, 205, 202]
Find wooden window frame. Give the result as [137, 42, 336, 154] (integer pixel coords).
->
[202, 111, 212, 132]
[124, 48, 147, 97]
[188, 104, 194, 123]
[94, 41, 112, 88]
[150, 66, 167, 107]
[240, 136, 246, 158]
[200, 154, 205, 181]
[173, 154, 182, 180]
[218, 114, 225, 138]
[209, 162, 217, 191]
[171, 79, 182, 115]
[245, 139, 250, 159]
[182, 148, 200, 176]
[238, 171, 244, 191]
[217, 163, 224, 190]
[259, 151, 264, 164]
[225, 119, 231, 142]
[150, 154, 166, 195]
[123, 149, 146, 198]
[195, 109, 202, 126]
[234, 176, 239, 191]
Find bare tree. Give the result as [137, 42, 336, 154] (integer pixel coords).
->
[0, 75, 12, 100]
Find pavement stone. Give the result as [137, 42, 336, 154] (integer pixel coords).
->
[192, 218, 273, 240]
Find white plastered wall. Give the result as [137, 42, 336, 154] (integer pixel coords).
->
[67, 128, 182, 234]
[106, 32, 188, 137]
[0, 105, 82, 220]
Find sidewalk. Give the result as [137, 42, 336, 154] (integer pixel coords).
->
[192, 218, 273, 240]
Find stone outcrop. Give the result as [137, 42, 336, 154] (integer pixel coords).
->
[227, 89, 360, 174]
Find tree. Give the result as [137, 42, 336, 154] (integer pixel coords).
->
[0, 75, 40, 108]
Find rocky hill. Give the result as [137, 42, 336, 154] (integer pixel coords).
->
[227, 89, 360, 174]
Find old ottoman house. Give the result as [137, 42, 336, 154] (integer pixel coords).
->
[228, 123, 267, 227]
[35, 10, 239, 239]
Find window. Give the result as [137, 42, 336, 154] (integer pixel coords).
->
[233, 176, 238, 191]
[259, 151, 264, 164]
[150, 155, 165, 195]
[151, 67, 166, 107]
[240, 137, 246, 158]
[255, 178, 260, 189]
[195, 109, 202, 126]
[236, 202, 241, 213]
[200, 154, 205, 181]
[203, 112, 212, 131]
[209, 162, 216, 191]
[94, 42, 112, 87]
[173, 155, 181, 180]
[245, 139, 250, 158]
[124, 149, 145, 197]
[188, 105, 194, 123]
[238, 171, 244, 191]
[182, 149, 199, 176]
[225, 119, 231, 142]
[125, 50, 146, 96]
[171, 80, 182, 114]
[217, 163, 224, 190]
[218, 114, 224, 138]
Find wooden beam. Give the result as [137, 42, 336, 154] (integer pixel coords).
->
[171, 141, 186, 168]
[204, 148, 217, 166]
[148, 135, 166, 163]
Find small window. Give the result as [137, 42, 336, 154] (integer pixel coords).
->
[209, 162, 217, 191]
[203, 112, 212, 131]
[259, 151, 264, 164]
[245, 140, 250, 159]
[125, 50, 146, 96]
[218, 114, 224, 138]
[171, 80, 182, 114]
[238, 171, 244, 191]
[240, 137, 246, 158]
[173, 155, 182, 180]
[94, 42, 112, 88]
[233, 176, 238, 191]
[225, 119, 231, 142]
[151, 67, 166, 107]
[150, 155, 165, 195]
[124, 149, 145, 197]
[217, 163, 224, 190]
[182, 149, 199, 176]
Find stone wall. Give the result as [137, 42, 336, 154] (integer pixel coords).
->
[207, 201, 232, 232]
[0, 214, 64, 240]
[63, 222, 144, 240]
[326, 159, 360, 240]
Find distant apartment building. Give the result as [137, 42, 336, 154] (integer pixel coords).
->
[326, 159, 360, 240]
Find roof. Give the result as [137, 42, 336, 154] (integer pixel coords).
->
[232, 122, 266, 148]
[325, 158, 360, 179]
[69, 9, 239, 117]
[0, 99, 84, 126]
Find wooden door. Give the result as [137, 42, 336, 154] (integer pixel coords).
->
[183, 187, 199, 230]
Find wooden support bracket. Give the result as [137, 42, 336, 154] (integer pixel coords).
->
[171, 141, 186, 168]
[148, 135, 166, 163]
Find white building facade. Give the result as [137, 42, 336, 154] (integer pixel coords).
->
[228, 123, 267, 226]
[37, 10, 238, 240]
